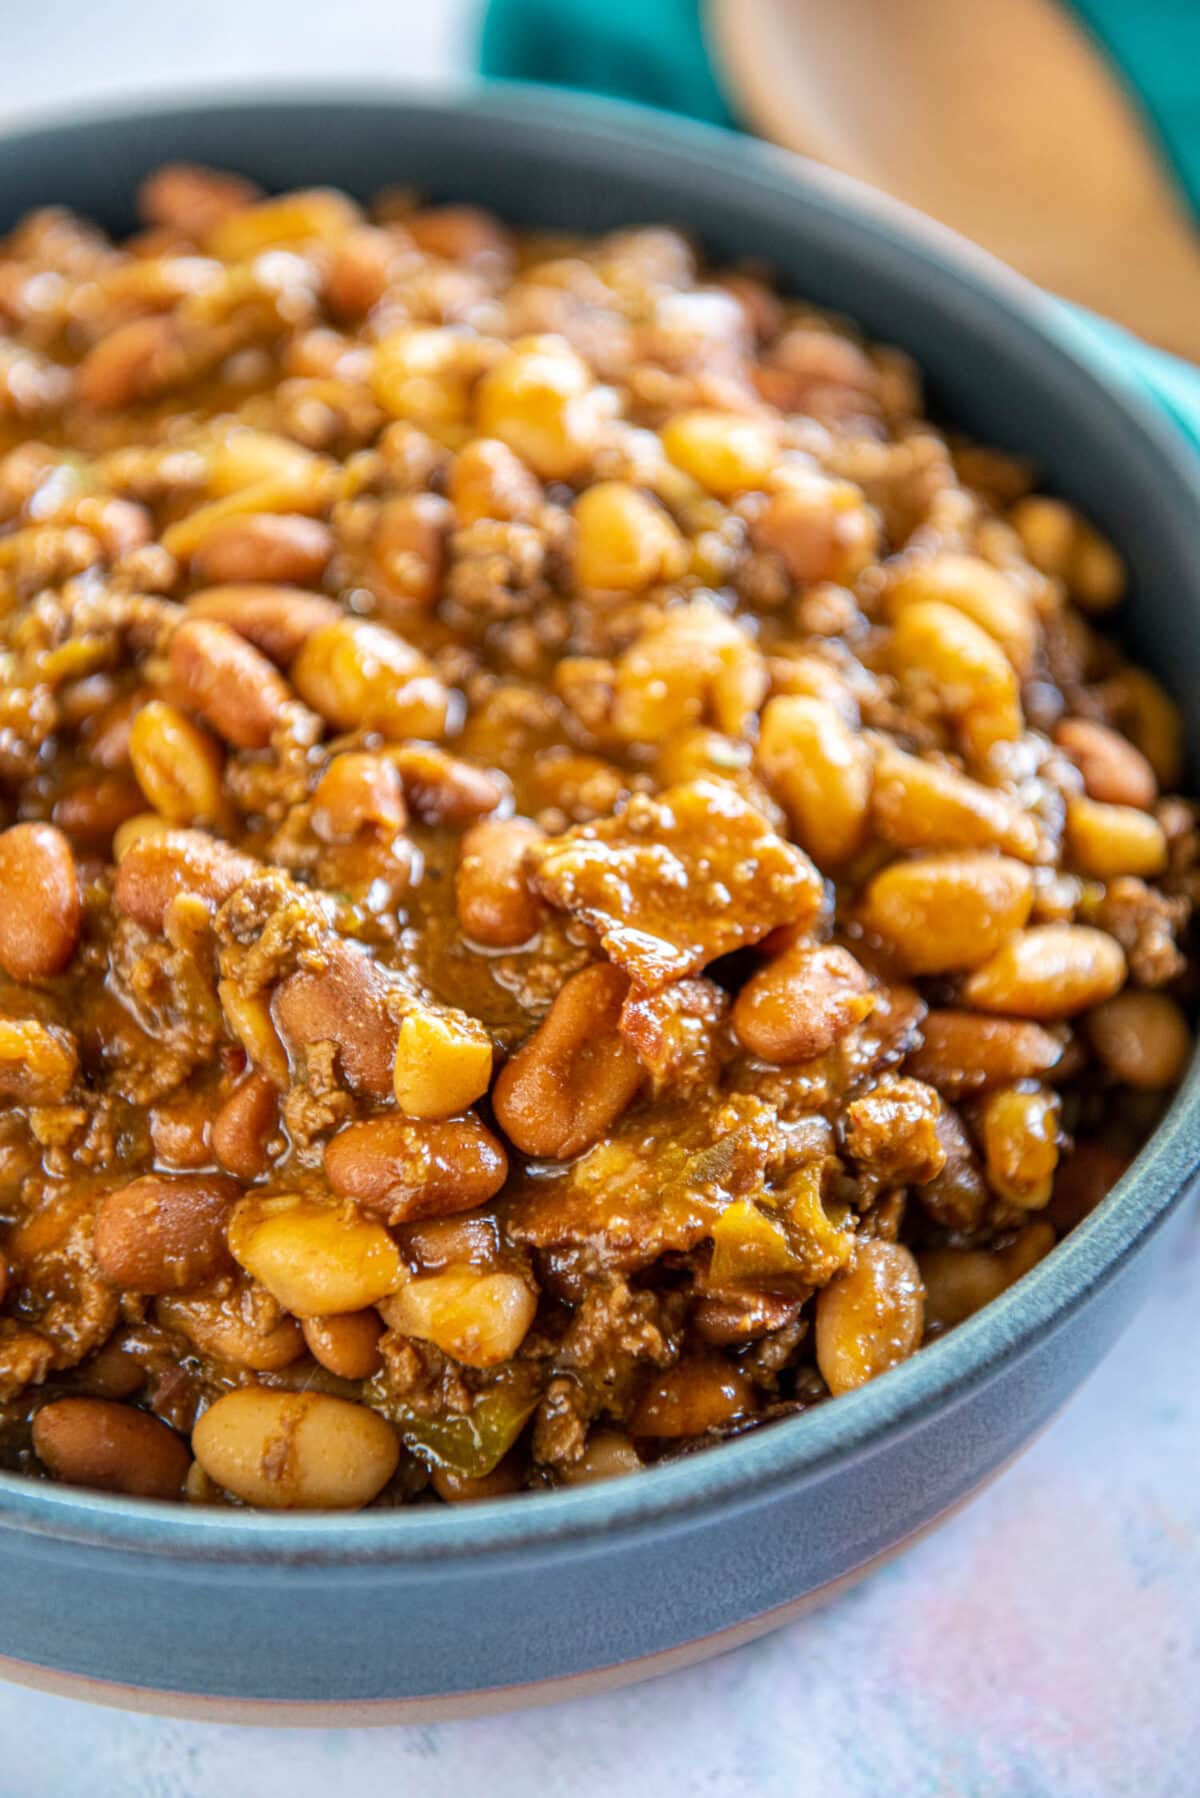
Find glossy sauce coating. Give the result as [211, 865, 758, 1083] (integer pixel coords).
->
[0, 168, 1192, 1509]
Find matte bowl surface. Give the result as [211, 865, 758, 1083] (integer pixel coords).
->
[0, 84, 1197, 1722]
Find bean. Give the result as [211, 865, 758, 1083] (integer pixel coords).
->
[291, 617, 448, 740]
[1047, 1144, 1130, 1232]
[76, 315, 181, 410]
[211, 1072, 279, 1180]
[1053, 718, 1157, 811]
[149, 1094, 213, 1170]
[393, 1008, 494, 1120]
[385, 745, 504, 826]
[192, 1387, 398, 1510]
[449, 437, 541, 526]
[310, 753, 406, 842]
[1110, 667, 1182, 788]
[556, 1431, 643, 1486]
[324, 1114, 509, 1224]
[371, 493, 451, 611]
[1086, 990, 1192, 1089]
[138, 163, 259, 238]
[190, 516, 334, 587]
[432, 1456, 524, 1502]
[324, 224, 401, 321]
[406, 204, 511, 265]
[733, 943, 873, 1064]
[475, 339, 604, 482]
[889, 600, 1021, 757]
[756, 695, 872, 865]
[204, 188, 362, 260]
[0, 823, 80, 981]
[114, 829, 257, 931]
[128, 698, 226, 826]
[169, 617, 291, 750]
[904, 1011, 1064, 1097]
[379, 1265, 536, 1367]
[185, 583, 340, 665]
[94, 1174, 239, 1293]
[158, 1278, 304, 1371]
[815, 1240, 924, 1395]
[1064, 796, 1167, 880]
[456, 817, 545, 947]
[0, 1018, 77, 1103]
[660, 409, 776, 497]
[963, 925, 1126, 1018]
[981, 1084, 1062, 1209]
[572, 482, 687, 590]
[630, 1358, 754, 1437]
[887, 552, 1036, 674]
[858, 852, 1034, 975]
[301, 1310, 384, 1381]
[273, 939, 398, 1097]
[493, 963, 644, 1160]
[920, 1223, 1055, 1333]
[228, 1192, 402, 1317]
[33, 1398, 191, 1500]
[749, 470, 877, 585]
[872, 742, 1045, 862]
[52, 774, 145, 849]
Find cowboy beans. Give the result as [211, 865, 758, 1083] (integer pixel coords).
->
[0, 170, 1189, 1509]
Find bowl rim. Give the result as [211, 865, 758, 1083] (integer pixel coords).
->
[0, 78, 1197, 1564]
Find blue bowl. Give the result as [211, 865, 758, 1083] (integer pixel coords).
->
[0, 84, 1197, 1724]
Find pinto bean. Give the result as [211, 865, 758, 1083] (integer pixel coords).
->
[733, 943, 873, 1063]
[301, 1310, 384, 1381]
[904, 1011, 1065, 1098]
[325, 1114, 509, 1225]
[33, 1398, 191, 1500]
[114, 829, 257, 931]
[94, 1174, 239, 1293]
[169, 617, 291, 749]
[310, 753, 406, 842]
[211, 1072, 279, 1180]
[139, 163, 260, 238]
[456, 817, 545, 947]
[385, 745, 504, 826]
[493, 963, 645, 1160]
[185, 584, 341, 665]
[1053, 718, 1157, 810]
[158, 1276, 305, 1372]
[190, 516, 334, 587]
[273, 939, 398, 1097]
[630, 1358, 754, 1437]
[0, 823, 80, 980]
[1086, 990, 1192, 1089]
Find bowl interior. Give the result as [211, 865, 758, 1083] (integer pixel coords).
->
[0, 83, 1197, 1558]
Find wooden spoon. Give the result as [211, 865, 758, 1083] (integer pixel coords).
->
[710, 0, 1200, 356]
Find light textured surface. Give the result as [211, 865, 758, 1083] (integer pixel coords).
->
[0, 7, 1197, 1793]
[0, 1209, 1196, 1796]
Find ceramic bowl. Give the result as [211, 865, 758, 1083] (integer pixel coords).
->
[0, 85, 1196, 1724]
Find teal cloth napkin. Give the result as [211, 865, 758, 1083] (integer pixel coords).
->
[480, 0, 1200, 454]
